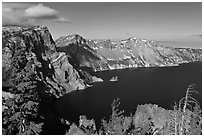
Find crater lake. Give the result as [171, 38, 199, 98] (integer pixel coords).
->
[55, 62, 202, 127]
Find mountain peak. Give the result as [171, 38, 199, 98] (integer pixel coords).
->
[55, 34, 87, 47]
[68, 34, 86, 42]
[128, 37, 137, 40]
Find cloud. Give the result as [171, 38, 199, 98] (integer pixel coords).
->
[24, 4, 70, 23]
[2, 3, 34, 26]
[55, 17, 70, 23]
[25, 4, 59, 19]
[3, 7, 12, 12]
[2, 3, 70, 26]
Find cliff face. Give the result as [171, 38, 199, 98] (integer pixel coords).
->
[56, 35, 202, 71]
[50, 52, 85, 92]
[2, 25, 86, 97]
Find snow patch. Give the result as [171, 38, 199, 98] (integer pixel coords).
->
[107, 58, 115, 61]
[123, 55, 131, 59]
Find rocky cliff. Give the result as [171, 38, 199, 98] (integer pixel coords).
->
[2, 25, 86, 97]
[56, 35, 202, 72]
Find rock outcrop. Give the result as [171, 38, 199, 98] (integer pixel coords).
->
[56, 35, 202, 72]
[50, 52, 85, 92]
[2, 91, 14, 111]
[91, 76, 103, 82]
[2, 25, 86, 97]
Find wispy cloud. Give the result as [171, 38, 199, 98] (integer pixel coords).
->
[2, 3, 70, 26]
[2, 3, 33, 26]
[55, 17, 70, 23]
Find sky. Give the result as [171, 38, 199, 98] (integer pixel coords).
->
[2, 2, 202, 41]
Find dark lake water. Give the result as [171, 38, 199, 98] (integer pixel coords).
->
[55, 62, 202, 127]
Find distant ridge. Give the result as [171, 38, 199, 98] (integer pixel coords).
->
[55, 34, 202, 71]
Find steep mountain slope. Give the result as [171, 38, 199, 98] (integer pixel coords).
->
[55, 34, 110, 71]
[2, 25, 86, 98]
[56, 35, 202, 71]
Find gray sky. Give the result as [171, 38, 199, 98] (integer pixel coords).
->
[2, 2, 202, 40]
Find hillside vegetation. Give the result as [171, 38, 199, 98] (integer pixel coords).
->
[64, 85, 202, 135]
